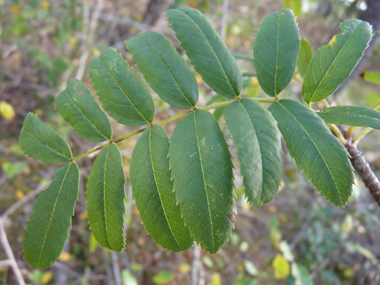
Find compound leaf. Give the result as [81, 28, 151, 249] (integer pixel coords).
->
[166, 7, 242, 98]
[224, 99, 283, 206]
[130, 125, 194, 252]
[19, 113, 72, 163]
[362, 70, 380, 85]
[254, 9, 300, 97]
[23, 162, 79, 268]
[89, 48, 155, 126]
[303, 19, 372, 104]
[297, 38, 313, 78]
[86, 143, 126, 251]
[126, 31, 198, 109]
[56, 79, 112, 142]
[169, 109, 235, 253]
[269, 100, 354, 206]
[318, 106, 380, 130]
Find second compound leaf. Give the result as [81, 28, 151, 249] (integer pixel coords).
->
[86, 143, 126, 251]
[169, 109, 235, 254]
[130, 125, 194, 252]
[269, 100, 354, 206]
[22, 162, 80, 268]
[224, 99, 283, 207]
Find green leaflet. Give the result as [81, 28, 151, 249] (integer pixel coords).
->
[126, 31, 198, 109]
[302, 19, 372, 104]
[269, 100, 354, 206]
[254, 9, 300, 97]
[56, 79, 112, 142]
[23, 162, 79, 268]
[89, 48, 155, 126]
[224, 99, 283, 207]
[318, 106, 380, 130]
[166, 7, 242, 99]
[363, 71, 380, 85]
[86, 143, 126, 251]
[130, 125, 193, 252]
[169, 109, 235, 253]
[19, 113, 72, 163]
[297, 38, 313, 78]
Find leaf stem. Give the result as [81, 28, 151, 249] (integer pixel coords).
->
[328, 124, 347, 145]
[353, 127, 373, 144]
[371, 101, 380, 110]
[72, 99, 247, 161]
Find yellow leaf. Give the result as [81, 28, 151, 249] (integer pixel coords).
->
[0, 101, 16, 120]
[58, 252, 71, 262]
[252, 77, 259, 85]
[79, 211, 87, 220]
[15, 190, 24, 200]
[196, 75, 203, 85]
[9, 5, 20, 14]
[41, 271, 53, 284]
[69, 37, 77, 47]
[179, 262, 190, 274]
[211, 273, 221, 285]
[272, 254, 290, 279]
[42, 1, 49, 9]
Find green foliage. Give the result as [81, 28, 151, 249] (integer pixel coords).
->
[56, 79, 112, 142]
[126, 31, 198, 109]
[130, 125, 193, 252]
[253, 9, 300, 97]
[169, 110, 235, 253]
[297, 38, 313, 78]
[362, 70, 380, 85]
[18, 6, 375, 269]
[19, 113, 72, 163]
[22, 162, 79, 268]
[224, 99, 282, 207]
[89, 48, 155, 126]
[269, 100, 354, 206]
[283, 0, 302, 18]
[302, 19, 372, 104]
[166, 7, 242, 98]
[86, 143, 126, 251]
[318, 106, 380, 130]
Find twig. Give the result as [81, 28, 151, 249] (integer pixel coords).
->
[0, 217, 25, 285]
[75, 0, 105, 80]
[111, 251, 122, 285]
[345, 139, 380, 206]
[98, 13, 152, 31]
[220, 0, 229, 42]
[353, 127, 373, 144]
[190, 244, 205, 285]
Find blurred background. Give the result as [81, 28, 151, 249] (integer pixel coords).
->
[1, 0, 380, 284]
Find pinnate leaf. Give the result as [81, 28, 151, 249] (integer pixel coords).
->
[89, 48, 155, 126]
[130, 125, 193, 252]
[56, 79, 112, 142]
[19, 113, 72, 163]
[23, 162, 79, 268]
[297, 38, 313, 78]
[86, 143, 126, 251]
[169, 110, 235, 253]
[224, 99, 283, 206]
[302, 19, 372, 104]
[126, 31, 198, 109]
[254, 9, 300, 97]
[166, 7, 242, 98]
[269, 100, 354, 206]
[318, 106, 380, 130]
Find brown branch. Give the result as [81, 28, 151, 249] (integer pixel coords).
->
[345, 139, 380, 206]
